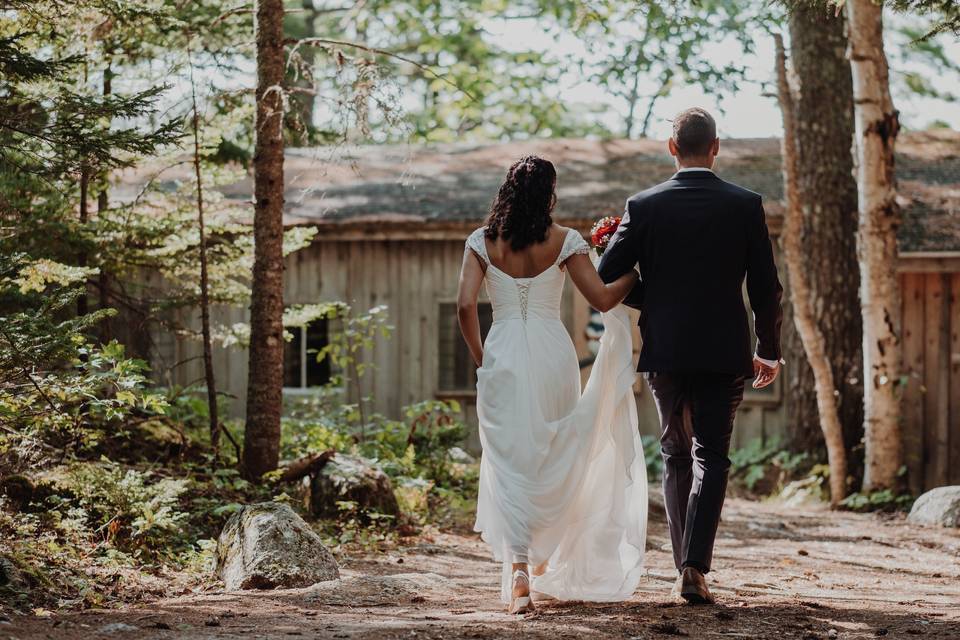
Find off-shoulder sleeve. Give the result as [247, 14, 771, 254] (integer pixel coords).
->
[557, 230, 591, 264]
[465, 227, 489, 266]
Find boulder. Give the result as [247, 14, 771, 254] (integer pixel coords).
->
[907, 486, 960, 527]
[216, 502, 339, 590]
[310, 454, 399, 520]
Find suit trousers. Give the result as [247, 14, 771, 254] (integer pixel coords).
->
[645, 371, 745, 574]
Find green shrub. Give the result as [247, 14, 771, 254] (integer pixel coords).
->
[642, 435, 663, 480]
[730, 438, 815, 494]
[54, 459, 189, 559]
[840, 489, 914, 512]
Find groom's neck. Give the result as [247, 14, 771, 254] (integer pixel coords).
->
[675, 157, 715, 171]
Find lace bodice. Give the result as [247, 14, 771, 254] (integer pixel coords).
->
[466, 227, 590, 323]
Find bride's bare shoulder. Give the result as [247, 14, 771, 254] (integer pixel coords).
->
[549, 223, 574, 243]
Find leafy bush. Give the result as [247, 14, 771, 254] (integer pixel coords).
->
[839, 465, 913, 512]
[730, 438, 812, 493]
[642, 435, 663, 480]
[282, 396, 469, 487]
[53, 460, 189, 559]
[0, 255, 168, 473]
[281, 393, 476, 540]
[840, 489, 914, 512]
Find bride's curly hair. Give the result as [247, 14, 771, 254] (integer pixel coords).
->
[485, 156, 557, 251]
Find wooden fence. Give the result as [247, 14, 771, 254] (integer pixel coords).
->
[899, 253, 960, 493]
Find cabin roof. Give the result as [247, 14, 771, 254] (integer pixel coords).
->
[119, 130, 960, 252]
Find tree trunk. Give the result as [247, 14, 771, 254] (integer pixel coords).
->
[783, 4, 864, 473]
[78, 164, 89, 319]
[846, 0, 903, 492]
[774, 34, 849, 506]
[243, 0, 287, 481]
[189, 52, 220, 459]
[98, 60, 113, 342]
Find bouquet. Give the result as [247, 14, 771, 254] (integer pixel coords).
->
[590, 215, 621, 257]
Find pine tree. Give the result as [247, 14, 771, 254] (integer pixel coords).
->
[243, 0, 288, 481]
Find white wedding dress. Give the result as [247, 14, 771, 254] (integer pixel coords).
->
[467, 227, 648, 604]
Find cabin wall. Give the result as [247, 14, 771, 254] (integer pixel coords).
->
[161, 238, 476, 426]
[147, 242, 960, 491]
[153, 234, 786, 455]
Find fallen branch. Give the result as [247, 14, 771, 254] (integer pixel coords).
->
[277, 449, 335, 483]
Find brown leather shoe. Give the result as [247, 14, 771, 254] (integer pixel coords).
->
[680, 567, 715, 605]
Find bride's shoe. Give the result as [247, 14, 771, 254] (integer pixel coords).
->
[508, 569, 535, 615]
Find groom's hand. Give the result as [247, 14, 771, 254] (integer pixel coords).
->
[752, 356, 780, 389]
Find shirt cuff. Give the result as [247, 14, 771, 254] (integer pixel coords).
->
[754, 354, 782, 368]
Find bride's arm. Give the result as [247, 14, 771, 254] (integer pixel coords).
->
[457, 248, 486, 366]
[565, 253, 639, 312]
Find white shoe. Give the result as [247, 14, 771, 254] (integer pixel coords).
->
[508, 570, 535, 614]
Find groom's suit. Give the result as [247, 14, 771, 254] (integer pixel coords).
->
[598, 168, 783, 575]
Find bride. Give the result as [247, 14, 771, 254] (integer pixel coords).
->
[457, 156, 648, 614]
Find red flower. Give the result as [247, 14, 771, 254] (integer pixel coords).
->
[590, 216, 621, 254]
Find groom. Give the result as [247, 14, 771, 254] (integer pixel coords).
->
[598, 107, 783, 604]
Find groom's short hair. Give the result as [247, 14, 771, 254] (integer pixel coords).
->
[671, 108, 717, 158]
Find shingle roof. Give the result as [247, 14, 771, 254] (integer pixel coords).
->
[270, 137, 787, 225]
[895, 131, 960, 252]
[267, 131, 960, 251]
[118, 130, 960, 251]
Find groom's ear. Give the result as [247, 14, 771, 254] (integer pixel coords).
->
[711, 137, 720, 157]
[667, 137, 679, 158]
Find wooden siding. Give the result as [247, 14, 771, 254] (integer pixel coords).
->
[899, 269, 960, 493]
[155, 235, 785, 454]
[151, 240, 958, 489]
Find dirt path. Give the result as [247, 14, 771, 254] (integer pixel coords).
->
[6, 498, 960, 639]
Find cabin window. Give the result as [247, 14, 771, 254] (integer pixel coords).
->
[283, 319, 332, 389]
[438, 302, 493, 392]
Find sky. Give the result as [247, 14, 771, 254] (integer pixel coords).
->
[483, 11, 960, 139]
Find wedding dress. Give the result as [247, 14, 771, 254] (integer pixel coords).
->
[467, 227, 648, 604]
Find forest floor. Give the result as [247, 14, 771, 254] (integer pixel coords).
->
[5, 497, 960, 640]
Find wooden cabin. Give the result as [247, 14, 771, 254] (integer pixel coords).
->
[127, 131, 960, 490]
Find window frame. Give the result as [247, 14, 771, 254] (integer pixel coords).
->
[282, 318, 334, 395]
[436, 299, 493, 396]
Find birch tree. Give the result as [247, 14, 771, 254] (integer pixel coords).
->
[845, 0, 904, 492]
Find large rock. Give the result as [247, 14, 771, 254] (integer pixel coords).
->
[310, 454, 399, 520]
[216, 502, 339, 590]
[908, 486, 960, 527]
